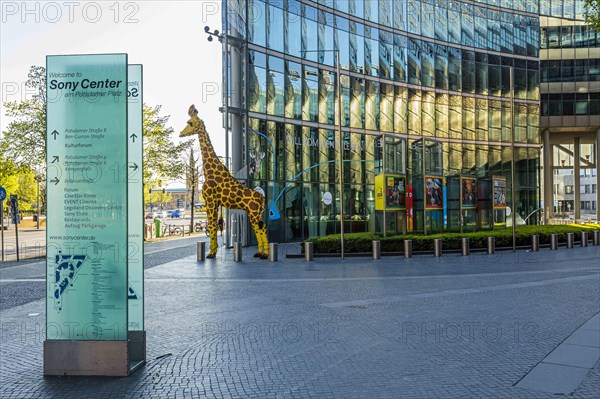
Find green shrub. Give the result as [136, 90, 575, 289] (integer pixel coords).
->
[304, 224, 599, 253]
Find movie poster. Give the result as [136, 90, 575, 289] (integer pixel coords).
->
[425, 176, 443, 210]
[385, 175, 406, 210]
[493, 177, 507, 208]
[461, 177, 476, 209]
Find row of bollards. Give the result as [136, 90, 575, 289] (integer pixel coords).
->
[194, 230, 600, 262]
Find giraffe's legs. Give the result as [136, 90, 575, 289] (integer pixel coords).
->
[249, 211, 269, 259]
[258, 222, 269, 258]
[206, 205, 219, 257]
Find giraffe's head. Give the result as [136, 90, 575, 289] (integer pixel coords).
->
[180, 104, 207, 138]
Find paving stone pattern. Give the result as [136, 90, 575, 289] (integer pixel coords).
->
[0, 242, 599, 398]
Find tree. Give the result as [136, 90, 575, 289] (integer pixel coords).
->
[0, 155, 39, 212]
[142, 103, 193, 207]
[586, 0, 600, 31]
[1, 66, 46, 172]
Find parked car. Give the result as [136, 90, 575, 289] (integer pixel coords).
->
[170, 210, 183, 218]
[166, 210, 174, 218]
[156, 211, 167, 218]
[145, 212, 157, 219]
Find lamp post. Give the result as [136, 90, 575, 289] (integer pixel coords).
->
[302, 49, 344, 260]
[206, 20, 246, 249]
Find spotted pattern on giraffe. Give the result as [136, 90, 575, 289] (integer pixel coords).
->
[180, 105, 269, 259]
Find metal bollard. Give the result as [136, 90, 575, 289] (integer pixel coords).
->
[487, 237, 495, 254]
[404, 239, 413, 259]
[268, 243, 278, 262]
[581, 232, 588, 247]
[197, 241, 206, 261]
[594, 231, 600, 246]
[550, 234, 558, 250]
[531, 235, 539, 252]
[233, 242, 242, 262]
[434, 238, 442, 257]
[305, 241, 314, 261]
[372, 240, 381, 260]
[461, 238, 470, 256]
[566, 233, 574, 249]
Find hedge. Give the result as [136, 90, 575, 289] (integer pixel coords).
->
[303, 225, 600, 253]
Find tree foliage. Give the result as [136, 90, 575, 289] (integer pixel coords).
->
[0, 154, 40, 212]
[586, 0, 600, 31]
[1, 66, 46, 172]
[142, 103, 193, 198]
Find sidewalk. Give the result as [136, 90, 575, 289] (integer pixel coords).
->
[1, 225, 46, 261]
[1, 242, 599, 398]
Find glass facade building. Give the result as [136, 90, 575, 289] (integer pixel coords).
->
[221, 0, 598, 243]
[539, 7, 600, 222]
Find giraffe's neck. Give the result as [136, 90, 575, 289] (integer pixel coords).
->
[197, 129, 220, 171]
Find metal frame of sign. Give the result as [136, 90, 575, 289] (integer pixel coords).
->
[44, 53, 131, 376]
[127, 64, 145, 370]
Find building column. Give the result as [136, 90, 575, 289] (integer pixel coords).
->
[543, 129, 553, 223]
[596, 128, 600, 222]
[574, 137, 581, 220]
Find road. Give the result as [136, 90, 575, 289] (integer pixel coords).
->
[0, 239, 598, 398]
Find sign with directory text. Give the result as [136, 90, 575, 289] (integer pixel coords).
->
[46, 54, 128, 341]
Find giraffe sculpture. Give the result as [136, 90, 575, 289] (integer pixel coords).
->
[180, 105, 269, 259]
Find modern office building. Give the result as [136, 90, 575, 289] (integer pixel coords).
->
[539, 10, 600, 222]
[220, 0, 599, 244]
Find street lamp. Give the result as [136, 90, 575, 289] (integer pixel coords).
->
[302, 49, 345, 260]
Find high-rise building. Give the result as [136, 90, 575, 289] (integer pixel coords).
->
[220, 0, 599, 244]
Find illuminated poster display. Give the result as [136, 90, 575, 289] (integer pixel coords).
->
[424, 176, 443, 210]
[493, 177, 507, 208]
[127, 65, 143, 332]
[46, 54, 128, 341]
[375, 174, 406, 210]
[461, 177, 477, 209]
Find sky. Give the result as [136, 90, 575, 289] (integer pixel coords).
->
[1, 0, 225, 186]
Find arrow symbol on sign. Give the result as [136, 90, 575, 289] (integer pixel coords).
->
[52, 156, 59, 163]
[51, 130, 59, 140]
[130, 133, 138, 142]
[129, 163, 139, 171]
[50, 177, 60, 185]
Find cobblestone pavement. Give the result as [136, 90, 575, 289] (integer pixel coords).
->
[1, 241, 599, 398]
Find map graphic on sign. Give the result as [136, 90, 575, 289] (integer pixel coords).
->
[53, 251, 87, 311]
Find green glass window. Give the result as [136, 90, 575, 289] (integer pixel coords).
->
[249, 0, 266, 46]
[462, 97, 475, 141]
[435, 93, 449, 139]
[435, 44, 448, 90]
[394, 86, 408, 135]
[393, 34, 407, 83]
[448, 95, 462, 139]
[408, 89, 422, 137]
[421, 91, 435, 137]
